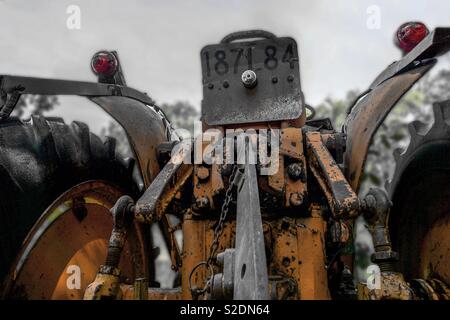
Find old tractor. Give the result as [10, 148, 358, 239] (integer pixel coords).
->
[0, 23, 449, 300]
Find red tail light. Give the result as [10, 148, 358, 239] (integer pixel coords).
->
[91, 51, 118, 76]
[396, 22, 429, 53]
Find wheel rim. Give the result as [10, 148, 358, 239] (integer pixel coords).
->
[3, 180, 148, 299]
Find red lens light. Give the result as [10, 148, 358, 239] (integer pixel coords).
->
[91, 51, 118, 76]
[396, 22, 429, 53]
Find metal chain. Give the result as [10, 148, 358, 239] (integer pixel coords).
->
[207, 165, 240, 266]
[189, 164, 243, 299]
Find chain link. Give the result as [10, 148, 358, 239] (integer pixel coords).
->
[207, 165, 240, 265]
[188, 164, 243, 299]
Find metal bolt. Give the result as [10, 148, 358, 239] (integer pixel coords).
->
[241, 70, 257, 88]
[287, 162, 302, 181]
[287, 74, 294, 82]
[223, 80, 229, 88]
[197, 166, 210, 182]
[289, 192, 303, 207]
[195, 196, 209, 210]
[282, 257, 291, 267]
[208, 83, 214, 89]
[271, 76, 278, 84]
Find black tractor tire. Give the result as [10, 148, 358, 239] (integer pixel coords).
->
[386, 100, 450, 289]
[0, 115, 141, 283]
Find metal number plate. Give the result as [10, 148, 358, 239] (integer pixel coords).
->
[201, 37, 303, 126]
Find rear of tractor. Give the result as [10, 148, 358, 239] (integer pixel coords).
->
[0, 23, 449, 300]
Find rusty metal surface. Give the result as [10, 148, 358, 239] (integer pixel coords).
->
[358, 272, 413, 300]
[133, 144, 192, 271]
[296, 207, 330, 300]
[121, 285, 182, 300]
[3, 181, 147, 299]
[105, 196, 135, 269]
[320, 133, 346, 164]
[306, 132, 359, 218]
[6, 28, 450, 302]
[193, 163, 225, 213]
[268, 206, 330, 300]
[280, 128, 307, 208]
[201, 36, 303, 125]
[84, 266, 123, 300]
[343, 62, 435, 191]
[91, 96, 168, 187]
[181, 213, 207, 300]
[268, 153, 285, 194]
[269, 218, 303, 299]
[135, 143, 193, 223]
[362, 188, 398, 270]
[182, 211, 237, 300]
[182, 207, 333, 300]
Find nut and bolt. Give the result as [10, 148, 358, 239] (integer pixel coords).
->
[289, 192, 303, 207]
[371, 251, 398, 272]
[241, 70, 257, 88]
[197, 166, 210, 182]
[195, 196, 209, 210]
[287, 162, 303, 181]
[287, 74, 294, 82]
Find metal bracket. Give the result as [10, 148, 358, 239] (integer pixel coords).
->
[134, 141, 193, 223]
[361, 188, 398, 269]
[306, 131, 359, 218]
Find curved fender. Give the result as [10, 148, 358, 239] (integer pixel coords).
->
[343, 61, 435, 192]
[0, 75, 170, 187]
[91, 96, 169, 187]
[343, 28, 450, 192]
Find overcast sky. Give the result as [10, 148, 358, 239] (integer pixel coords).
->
[0, 0, 449, 132]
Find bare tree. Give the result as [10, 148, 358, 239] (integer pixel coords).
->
[12, 95, 59, 118]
